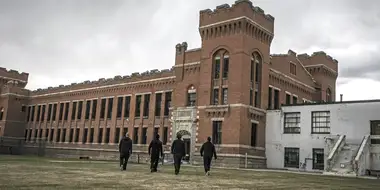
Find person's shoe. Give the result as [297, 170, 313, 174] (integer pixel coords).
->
[120, 166, 123, 171]
[207, 171, 210, 176]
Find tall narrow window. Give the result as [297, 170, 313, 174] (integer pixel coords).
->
[49, 129, 54, 142]
[251, 123, 257, 147]
[59, 103, 64, 121]
[312, 148, 324, 170]
[71, 102, 77, 120]
[52, 104, 57, 121]
[133, 127, 139, 144]
[286, 93, 291, 105]
[290, 62, 297, 75]
[292, 96, 298, 105]
[124, 96, 131, 118]
[92, 99, 97, 120]
[274, 89, 280, 109]
[249, 89, 253, 106]
[41, 105, 46, 121]
[89, 128, 94, 143]
[0, 108, 4, 121]
[85, 100, 91, 120]
[116, 97, 123, 118]
[212, 121, 222, 144]
[107, 98, 113, 119]
[250, 58, 254, 81]
[100, 98, 106, 119]
[27, 106, 31, 122]
[164, 92, 172, 116]
[163, 127, 168, 145]
[326, 88, 332, 102]
[255, 56, 261, 82]
[69, 128, 74, 142]
[254, 90, 259, 107]
[56, 129, 61, 142]
[142, 127, 148, 144]
[155, 93, 162, 116]
[36, 105, 41, 122]
[98, 128, 103, 143]
[82, 128, 88, 144]
[268, 87, 273, 109]
[222, 55, 229, 78]
[135, 95, 142, 118]
[75, 128, 80, 143]
[115, 127, 121, 143]
[31, 105, 35, 121]
[105, 128, 110, 144]
[143, 94, 150, 118]
[222, 88, 228, 105]
[187, 86, 196, 106]
[77, 101, 83, 120]
[212, 88, 219, 105]
[47, 104, 52, 121]
[213, 57, 220, 79]
[62, 128, 66, 142]
[64, 102, 69, 120]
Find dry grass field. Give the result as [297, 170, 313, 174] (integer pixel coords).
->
[0, 155, 380, 190]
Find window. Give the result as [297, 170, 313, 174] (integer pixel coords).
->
[142, 127, 148, 144]
[36, 105, 41, 122]
[100, 98, 106, 119]
[155, 93, 162, 116]
[163, 127, 168, 145]
[164, 92, 172, 116]
[75, 128, 79, 143]
[292, 96, 298, 105]
[284, 112, 301, 134]
[213, 57, 220, 79]
[116, 97, 123, 118]
[91, 100, 97, 120]
[290, 62, 296, 75]
[77, 101, 83, 120]
[49, 129, 54, 142]
[69, 128, 74, 142]
[64, 102, 69, 120]
[105, 128, 110, 144]
[370, 120, 380, 144]
[115, 127, 120, 143]
[89, 128, 94, 143]
[41, 105, 46, 121]
[249, 89, 253, 106]
[27, 106, 31, 122]
[62, 129, 66, 142]
[254, 90, 259, 107]
[98, 128, 103, 143]
[85, 100, 91, 120]
[250, 58, 254, 81]
[286, 94, 291, 105]
[135, 95, 142, 118]
[326, 88, 332, 102]
[56, 129, 61, 142]
[82, 128, 88, 144]
[222, 55, 229, 78]
[21, 105, 26, 112]
[268, 87, 272, 109]
[222, 88, 228, 105]
[47, 104, 52, 121]
[52, 104, 57, 121]
[59, 103, 64, 120]
[107, 98, 113, 119]
[312, 148, 324, 170]
[71, 102, 77, 120]
[133, 127, 139, 144]
[251, 123, 257, 147]
[254, 53, 261, 82]
[187, 87, 196, 106]
[274, 89, 279, 109]
[124, 96, 131, 118]
[212, 121, 222, 144]
[284, 147, 299, 168]
[30, 105, 35, 121]
[212, 88, 219, 105]
[143, 94, 150, 117]
[311, 111, 330, 134]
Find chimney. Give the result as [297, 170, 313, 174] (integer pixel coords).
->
[340, 94, 343, 102]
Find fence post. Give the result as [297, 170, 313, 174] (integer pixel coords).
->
[245, 153, 248, 168]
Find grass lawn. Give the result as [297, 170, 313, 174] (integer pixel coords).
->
[0, 155, 380, 190]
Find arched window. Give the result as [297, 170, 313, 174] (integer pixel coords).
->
[326, 88, 332, 102]
[250, 52, 262, 107]
[187, 85, 197, 106]
[0, 107, 4, 120]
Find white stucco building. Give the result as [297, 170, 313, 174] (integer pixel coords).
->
[265, 100, 380, 176]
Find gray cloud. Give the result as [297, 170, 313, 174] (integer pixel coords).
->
[0, 0, 379, 94]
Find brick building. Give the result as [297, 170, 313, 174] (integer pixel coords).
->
[0, 0, 338, 168]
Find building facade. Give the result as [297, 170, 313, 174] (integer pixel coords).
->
[266, 100, 380, 176]
[0, 0, 338, 168]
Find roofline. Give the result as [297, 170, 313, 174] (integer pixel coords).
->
[280, 99, 380, 108]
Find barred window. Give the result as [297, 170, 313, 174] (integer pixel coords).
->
[284, 147, 299, 168]
[284, 112, 301, 134]
[311, 111, 330, 134]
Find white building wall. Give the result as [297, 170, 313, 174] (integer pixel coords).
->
[265, 101, 380, 171]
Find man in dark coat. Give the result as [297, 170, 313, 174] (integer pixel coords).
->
[148, 134, 164, 172]
[119, 132, 133, 171]
[200, 136, 217, 176]
[171, 133, 185, 175]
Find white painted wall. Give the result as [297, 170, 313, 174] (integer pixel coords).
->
[265, 101, 380, 171]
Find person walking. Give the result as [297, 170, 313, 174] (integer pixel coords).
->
[171, 133, 185, 175]
[148, 134, 164, 172]
[200, 136, 217, 176]
[119, 132, 133, 171]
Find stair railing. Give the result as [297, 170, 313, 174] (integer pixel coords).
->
[326, 135, 346, 171]
[353, 135, 370, 176]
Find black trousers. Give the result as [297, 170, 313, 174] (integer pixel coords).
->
[120, 153, 130, 170]
[150, 154, 159, 171]
[173, 154, 183, 174]
[203, 156, 212, 173]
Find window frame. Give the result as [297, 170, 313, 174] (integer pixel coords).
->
[283, 112, 301, 134]
[284, 147, 300, 168]
[311, 111, 331, 134]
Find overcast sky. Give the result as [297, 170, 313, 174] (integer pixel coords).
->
[0, 0, 379, 100]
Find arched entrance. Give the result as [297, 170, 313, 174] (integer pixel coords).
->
[177, 130, 191, 161]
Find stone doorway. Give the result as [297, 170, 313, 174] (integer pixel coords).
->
[177, 130, 191, 161]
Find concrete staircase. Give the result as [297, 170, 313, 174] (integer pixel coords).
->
[325, 144, 358, 176]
